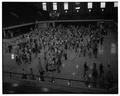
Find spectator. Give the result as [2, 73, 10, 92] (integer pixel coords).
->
[30, 68, 35, 80]
[92, 63, 98, 87]
[99, 63, 104, 78]
[38, 57, 45, 81]
[106, 65, 114, 89]
[22, 68, 27, 79]
[83, 62, 89, 79]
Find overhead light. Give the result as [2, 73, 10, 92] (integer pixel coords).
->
[101, 2, 106, 8]
[64, 2, 68, 10]
[77, 10, 79, 12]
[114, 2, 118, 7]
[88, 2, 92, 9]
[42, 2, 47, 11]
[53, 2, 57, 10]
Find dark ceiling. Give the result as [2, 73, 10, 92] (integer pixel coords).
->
[2, 2, 118, 28]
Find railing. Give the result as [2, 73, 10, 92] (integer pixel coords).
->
[3, 19, 114, 31]
[3, 71, 113, 91]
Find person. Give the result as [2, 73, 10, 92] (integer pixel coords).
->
[45, 59, 49, 72]
[28, 51, 32, 63]
[56, 53, 62, 73]
[93, 44, 98, 59]
[38, 57, 45, 81]
[15, 55, 19, 65]
[30, 68, 35, 80]
[8, 45, 12, 53]
[83, 47, 86, 57]
[10, 72, 12, 79]
[64, 51, 67, 60]
[39, 70, 45, 81]
[100, 36, 104, 46]
[106, 64, 114, 89]
[92, 63, 98, 87]
[97, 63, 105, 88]
[88, 48, 92, 58]
[22, 68, 27, 79]
[65, 43, 67, 50]
[99, 63, 104, 78]
[83, 62, 89, 79]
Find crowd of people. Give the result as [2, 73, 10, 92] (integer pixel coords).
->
[4, 22, 115, 88]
